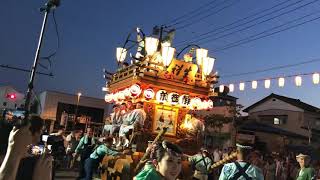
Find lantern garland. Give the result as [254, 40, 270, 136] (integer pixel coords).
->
[104, 84, 213, 110]
[219, 72, 319, 93]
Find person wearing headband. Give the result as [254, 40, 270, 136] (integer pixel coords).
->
[135, 141, 183, 180]
[295, 153, 315, 180]
[219, 143, 264, 180]
[188, 148, 213, 180]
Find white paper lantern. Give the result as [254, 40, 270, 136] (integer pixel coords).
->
[312, 73, 320, 84]
[190, 97, 202, 110]
[219, 85, 224, 93]
[295, 76, 302, 87]
[264, 79, 271, 89]
[207, 99, 213, 109]
[251, 81, 257, 90]
[168, 92, 180, 105]
[130, 84, 141, 97]
[278, 77, 285, 87]
[239, 83, 245, 91]
[202, 57, 215, 76]
[145, 37, 159, 56]
[179, 94, 191, 107]
[156, 90, 168, 103]
[229, 84, 234, 92]
[104, 94, 113, 103]
[196, 48, 208, 66]
[144, 89, 155, 100]
[116, 47, 127, 63]
[161, 46, 175, 67]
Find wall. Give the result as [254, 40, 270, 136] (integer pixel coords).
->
[248, 98, 309, 137]
[39, 91, 111, 121]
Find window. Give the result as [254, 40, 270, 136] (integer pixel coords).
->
[259, 115, 287, 125]
[274, 118, 280, 125]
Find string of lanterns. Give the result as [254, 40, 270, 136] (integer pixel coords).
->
[218, 72, 320, 93]
[104, 84, 213, 110]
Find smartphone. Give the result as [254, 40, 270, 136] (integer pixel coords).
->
[3, 109, 28, 127]
[31, 145, 45, 155]
[42, 135, 49, 142]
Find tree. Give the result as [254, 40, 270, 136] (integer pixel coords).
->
[228, 104, 244, 146]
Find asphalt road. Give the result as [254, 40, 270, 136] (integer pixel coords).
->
[55, 169, 78, 180]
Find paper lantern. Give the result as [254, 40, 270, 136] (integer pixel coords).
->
[161, 46, 175, 67]
[104, 94, 113, 103]
[156, 90, 168, 103]
[251, 81, 257, 90]
[179, 94, 191, 107]
[264, 79, 271, 89]
[116, 47, 127, 63]
[239, 83, 245, 91]
[295, 76, 302, 87]
[202, 57, 215, 76]
[219, 85, 224, 93]
[229, 84, 234, 92]
[144, 89, 155, 100]
[124, 88, 131, 97]
[278, 77, 285, 87]
[190, 97, 202, 110]
[196, 48, 208, 66]
[313, 73, 320, 84]
[207, 99, 213, 109]
[130, 84, 141, 97]
[145, 37, 159, 56]
[168, 92, 180, 105]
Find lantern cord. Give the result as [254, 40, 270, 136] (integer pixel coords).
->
[221, 71, 318, 85]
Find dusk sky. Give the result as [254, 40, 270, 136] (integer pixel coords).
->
[1, 0, 320, 109]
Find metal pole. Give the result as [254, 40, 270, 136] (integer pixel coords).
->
[23, 0, 60, 125]
[24, 10, 50, 121]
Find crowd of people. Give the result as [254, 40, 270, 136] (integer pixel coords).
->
[0, 104, 319, 180]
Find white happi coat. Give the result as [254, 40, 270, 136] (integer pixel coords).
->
[104, 112, 122, 135]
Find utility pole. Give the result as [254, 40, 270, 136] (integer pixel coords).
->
[23, 0, 60, 124]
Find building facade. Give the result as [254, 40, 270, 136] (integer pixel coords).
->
[38, 91, 112, 132]
[242, 93, 320, 152]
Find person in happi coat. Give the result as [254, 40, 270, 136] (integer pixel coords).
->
[188, 148, 213, 180]
[219, 143, 264, 180]
[296, 153, 316, 180]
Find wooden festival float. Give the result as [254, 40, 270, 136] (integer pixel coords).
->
[101, 28, 220, 179]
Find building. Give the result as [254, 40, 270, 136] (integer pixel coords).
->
[38, 91, 112, 132]
[241, 93, 320, 152]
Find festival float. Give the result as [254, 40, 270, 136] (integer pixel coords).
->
[101, 27, 220, 179]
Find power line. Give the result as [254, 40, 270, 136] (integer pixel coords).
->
[214, 10, 320, 52]
[175, 0, 296, 45]
[175, 0, 239, 30]
[178, 0, 317, 47]
[220, 57, 320, 78]
[164, 0, 218, 27]
[0, 64, 54, 77]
